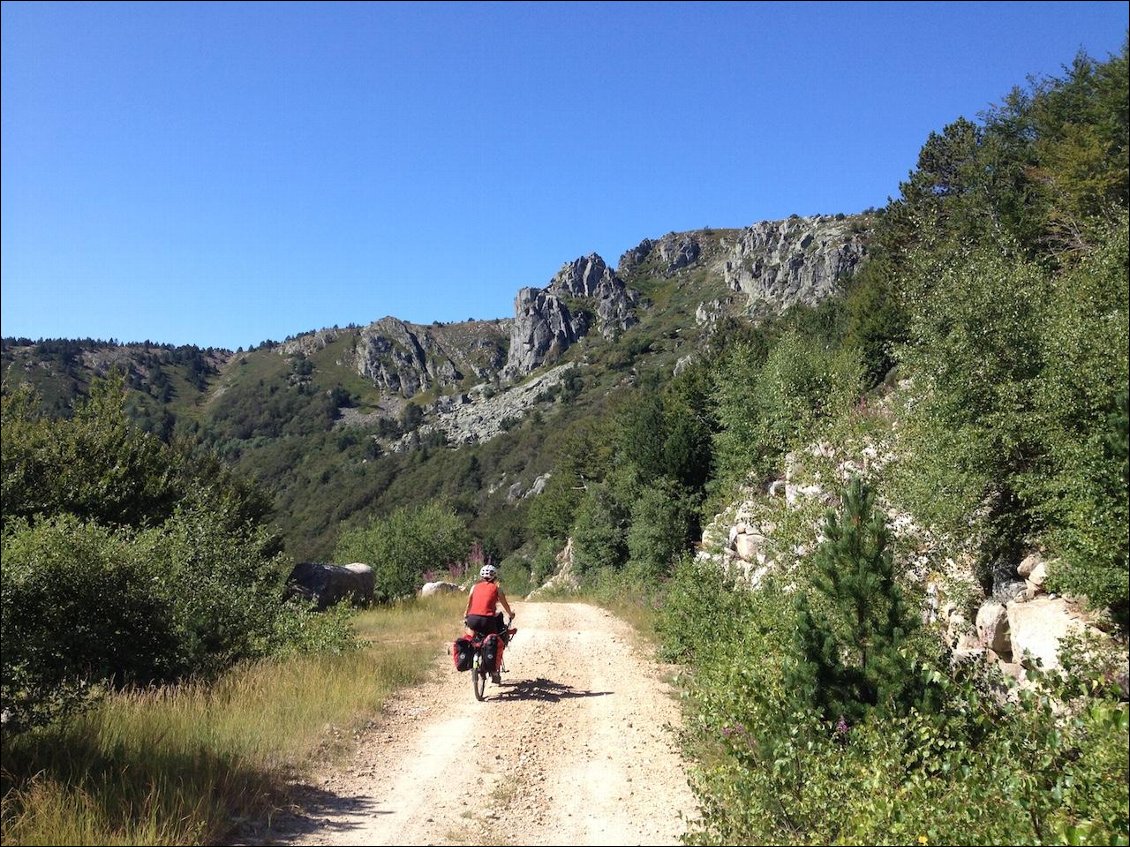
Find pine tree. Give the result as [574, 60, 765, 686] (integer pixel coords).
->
[793, 476, 918, 724]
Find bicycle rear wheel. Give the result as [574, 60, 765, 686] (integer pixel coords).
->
[472, 652, 486, 701]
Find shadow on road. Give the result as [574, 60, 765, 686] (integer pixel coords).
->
[489, 676, 611, 702]
[228, 782, 389, 845]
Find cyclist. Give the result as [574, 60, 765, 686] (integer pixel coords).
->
[464, 564, 514, 683]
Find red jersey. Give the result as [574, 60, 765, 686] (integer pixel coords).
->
[468, 580, 500, 616]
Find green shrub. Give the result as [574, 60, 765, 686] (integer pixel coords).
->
[527, 538, 561, 589]
[1, 376, 356, 734]
[1031, 218, 1129, 623]
[669, 554, 1129, 845]
[1, 506, 341, 734]
[712, 331, 863, 487]
[570, 485, 628, 576]
[625, 480, 696, 579]
[1, 516, 176, 732]
[334, 500, 469, 603]
[2, 377, 181, 531]
[133, 502, 298, 678]
[655, 552, 784, 666]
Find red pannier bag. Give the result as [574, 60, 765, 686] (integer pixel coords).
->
[452, 636, 474, 672]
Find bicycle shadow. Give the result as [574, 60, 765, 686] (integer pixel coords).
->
[489, 676, 611, 702]
[224, 781, 390, 845]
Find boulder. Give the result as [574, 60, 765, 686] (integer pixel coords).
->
[1025, 560, 1049, 591]
[285, 561, 374, 610]
[420, 581, 464, 597]
[975, 601, 1012, 659]
[1017, 553, 1043, 578]
[733, 530, 768, 562]
[1007, 596, 1089, 671]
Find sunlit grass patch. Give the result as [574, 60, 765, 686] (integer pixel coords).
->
[1, 592, 468, 846]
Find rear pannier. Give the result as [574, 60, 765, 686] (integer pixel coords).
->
[481, 633, 499, 672]
[453, 636, 475, 672]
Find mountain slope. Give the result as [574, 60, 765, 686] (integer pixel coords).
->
[1, 212, 874, 561]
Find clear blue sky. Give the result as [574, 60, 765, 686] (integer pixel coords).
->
[2, 1, 1127, 350]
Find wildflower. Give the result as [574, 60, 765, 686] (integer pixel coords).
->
[918, 836, 928, 845]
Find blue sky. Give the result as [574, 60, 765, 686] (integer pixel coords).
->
[2, 1, 1127, 351]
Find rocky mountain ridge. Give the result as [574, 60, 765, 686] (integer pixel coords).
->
[3, 212, 873, 430]
[275, 212, 875, 445]
[502, 252, 639, 380]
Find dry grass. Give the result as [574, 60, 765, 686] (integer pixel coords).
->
[0, 593, 467, 846]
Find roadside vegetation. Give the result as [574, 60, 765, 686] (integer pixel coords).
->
[0, 594, 464, 846]
[649, 43, 1130, 845]
[3, 39, 1127, 847]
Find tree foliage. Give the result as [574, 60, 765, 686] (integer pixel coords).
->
[712, 331, 862, 488]
[2, 372, 273, 537]
[569, 484, 628, 576]
[659, 42, 1130, 846]
[1031, 217, 1130, 621]
[792, 477, 921, 724]
[1, 374, 352, 734]
[880, 42, 1130, 617]
[334, 500, 470, 603]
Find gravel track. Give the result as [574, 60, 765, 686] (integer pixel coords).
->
[238, 601, 698, 846]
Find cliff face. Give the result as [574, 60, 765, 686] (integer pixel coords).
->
[501, 253, 639, 381]
[306, 317, 511, 399]
[267, 213, 874, 447]
[715, 215, 870, 318]
[617, 231, 702, 277]
[496, 215, 870, 383]
[7, 212, 873, 451]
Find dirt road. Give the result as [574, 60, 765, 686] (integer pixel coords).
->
[243, 601, 699, 846]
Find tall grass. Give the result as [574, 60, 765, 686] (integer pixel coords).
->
[574, 568, 665, 650]
[0, 593, 466, 846]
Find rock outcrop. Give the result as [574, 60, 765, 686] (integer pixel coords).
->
[273, 215, 873, 453]
[276, 216, 870, 407]
[277, 328, 343, 357]
[420, 581, 464, 597]
[390, 363, 579, 450]
[715, 214, 870, 317]
[502, 254, 638, 380]
[696, 424, 1119, 694]
[279, 318, 509, 400]
[284, 562, 375, 610]
[617, 232, 702, 276]
[526, 537, 580, 599]
[354, 317, 508, 398]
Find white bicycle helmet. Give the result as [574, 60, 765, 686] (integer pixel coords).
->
[479, 564, 498, 581]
